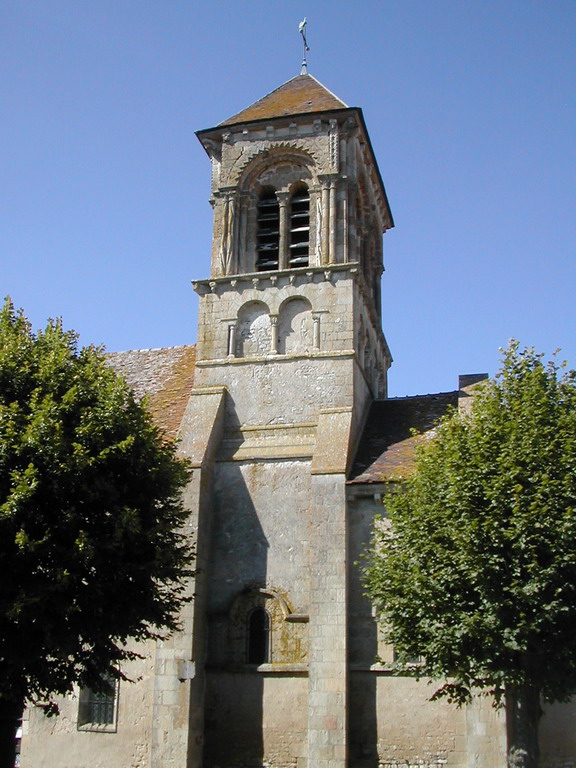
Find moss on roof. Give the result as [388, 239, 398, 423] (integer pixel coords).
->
[107, 345, 196, 438]
[349, 392, 459, 484]
[218, 74, 348, 126]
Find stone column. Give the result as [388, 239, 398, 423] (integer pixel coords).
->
[269, 314, 279, 354]
[237, 193, 250, 273]
[321, 182, 330, 265]
[312, 313, 321, 350]
[227, 322, 237, 357]
[341, 183, 349, 263]
[329, 179, 337, 264]
[277, 191, 290, 271]
[217, 189, 237, 276]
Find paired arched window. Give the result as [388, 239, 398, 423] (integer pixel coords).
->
[247, 607, 270, 664]
[256, 187, 309, 271]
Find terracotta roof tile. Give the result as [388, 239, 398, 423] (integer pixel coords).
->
[218, 74, 348, 126]
[349, 392, 458, 484]
[107, 345, 196, 438]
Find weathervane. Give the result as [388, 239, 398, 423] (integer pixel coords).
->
[299, 18, 310, 74]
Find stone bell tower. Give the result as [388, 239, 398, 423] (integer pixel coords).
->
[194, 72, 392, 398]
[186, 73, 393, 768]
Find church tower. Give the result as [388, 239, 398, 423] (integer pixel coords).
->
[194, 72, 392, 400]
[186, 73, 393, 768]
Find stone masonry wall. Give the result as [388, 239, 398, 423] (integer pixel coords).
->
[203, 458, 312, 768]
[20, 647, 155, 768]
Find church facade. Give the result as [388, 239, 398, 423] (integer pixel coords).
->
[20, 73, 576, 768]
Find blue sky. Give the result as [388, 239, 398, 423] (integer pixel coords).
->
[2, 1, 575, 397]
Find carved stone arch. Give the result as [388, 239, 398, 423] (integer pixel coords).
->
[233, 147, 318, 272]
[227, 586, 307, 665]
[236, 300, 271, 357]
[288, 179, 309, 196]
[230, 142, 320, 190]
[278, 296, 313, 355]
[229, 586, 293, 621]
[256, 162, 313, 195]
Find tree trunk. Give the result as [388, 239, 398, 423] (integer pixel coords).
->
[0, 698, 21, 768]
[505, 683, 542, 768]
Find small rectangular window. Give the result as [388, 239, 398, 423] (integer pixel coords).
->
[77, 677, 118, 732]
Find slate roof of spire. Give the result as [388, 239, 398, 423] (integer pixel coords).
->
[107, 345, 196, 438]
[218, 74, 348, 126]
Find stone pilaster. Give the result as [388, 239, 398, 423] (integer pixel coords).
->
[308, 407, 354, 768]
[150, 387, 226, 768]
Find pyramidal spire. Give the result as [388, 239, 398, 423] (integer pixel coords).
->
[217, 74, 347, 127]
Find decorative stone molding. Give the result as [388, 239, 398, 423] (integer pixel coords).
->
[228, 142, 320, 188]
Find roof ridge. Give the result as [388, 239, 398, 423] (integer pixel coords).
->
[305, 73, 348, 108]
[382, 390, 458, 402]
[107, 344, 196, 355]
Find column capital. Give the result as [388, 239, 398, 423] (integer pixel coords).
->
[275, 190, 291, 206]
[213, 186, 237, 200]
[317, 173, 339, 188]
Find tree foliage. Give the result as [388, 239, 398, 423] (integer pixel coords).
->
[364, 341, 576, 764]
[0, 299, 193, 709]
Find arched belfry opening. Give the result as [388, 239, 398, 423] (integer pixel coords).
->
[197, 72, 393, 285]
[244, 152, 314, 273]
[256, 188, 280, 271]
[251, 174, 312, 273]
[288, 184, 310, 267]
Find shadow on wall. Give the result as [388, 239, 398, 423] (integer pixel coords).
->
[203, 452, 269, 768]
[348, 497, 380, 768]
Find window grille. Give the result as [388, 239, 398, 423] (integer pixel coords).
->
[256, 191, 279, 271]
[78, 677, 118, 729]
[289, 189, 310, 267]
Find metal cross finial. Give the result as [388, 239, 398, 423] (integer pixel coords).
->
[299, 18, 310, 74]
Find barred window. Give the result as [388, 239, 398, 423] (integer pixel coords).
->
[78, 677, 118, 731]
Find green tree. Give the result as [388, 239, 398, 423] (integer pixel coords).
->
[0, 300, 193, 767]
[364, 341, 576, 768]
